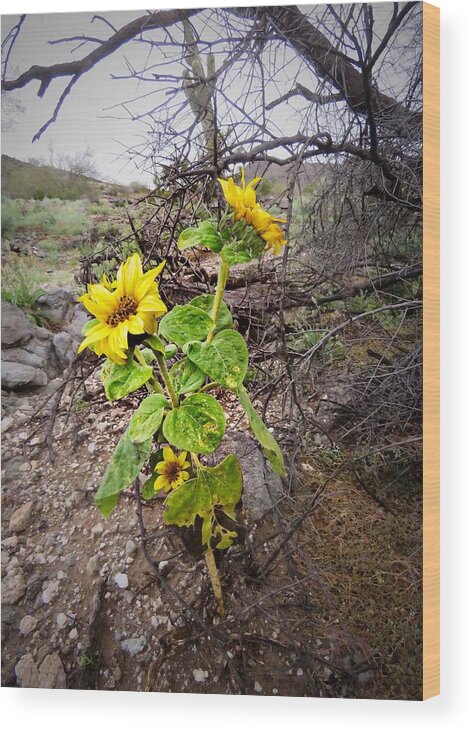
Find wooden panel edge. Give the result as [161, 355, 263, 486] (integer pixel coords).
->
[423, 0, 440, 701]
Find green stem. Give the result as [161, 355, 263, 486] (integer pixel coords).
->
[208, 259, 230, 342]
[204, 547, 224, 616]
[155, 351, 179, 407]
[191, 452, 203, 469]
[134, 347, 163, 394]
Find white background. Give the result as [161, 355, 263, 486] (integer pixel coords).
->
[1, 0, 470, 730]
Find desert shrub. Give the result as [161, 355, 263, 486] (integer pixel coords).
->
[1, 261, 46, 324]
[1, 198, 88, 238]
[127, 180, 150, 195]
[1, 200, 16, 236]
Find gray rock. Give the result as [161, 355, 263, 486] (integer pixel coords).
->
[65, 306, 88, 338]
[125, 540, 137, 558]
[213, 430, 283, 521]
[42, 580, 60, 604]
[36, 288, 75, 324]
[1, 302, 35, 347]
[52, 331, 75, 370]
[15, 654, 40, 688]
[1, 361, 48, 391]
[19, 615, 38, 636]
[9, 501, 35, 533]
[38, 652, 67, 689]
[1, 347, 46, 371]
[63, 552, 77, 567]
[2, 570, 26, 604]
[2, 535, 19, 550]
[120, 636, 146, 656]
[68, 627, 78, 640]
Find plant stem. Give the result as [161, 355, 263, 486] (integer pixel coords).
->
[198, 381, 218, 393]
[155, 351, 179, 407]
[134, 347, 163, 394]
[204, 547, 224, 616]
[208, 259, 230, 342]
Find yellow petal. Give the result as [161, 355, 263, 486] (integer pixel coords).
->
[154, 475, 168, 491]
[177, 451, 188, 466]
[163, 445, 175, 462]
[78, 323, 111, 352]
[180, 471, 190, 482]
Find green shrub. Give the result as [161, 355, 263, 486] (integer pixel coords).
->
[1, 261, 47, 325]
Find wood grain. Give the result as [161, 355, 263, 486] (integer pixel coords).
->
[423, 1, 440, 701]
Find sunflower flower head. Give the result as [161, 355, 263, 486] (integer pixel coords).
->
[217, 168, 287, 255]
[78, 253, 167, 364]
[154, 447, 191, 493]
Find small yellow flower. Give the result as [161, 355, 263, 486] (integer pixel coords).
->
[78, 253, 167, 364]
[154, 446, 191, 493]
[217, 168, 287, 254]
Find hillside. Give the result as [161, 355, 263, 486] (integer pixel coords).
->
[1, 155, 125, 201]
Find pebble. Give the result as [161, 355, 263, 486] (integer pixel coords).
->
[9, 501, 35, 532]
[15, 654, 39, 688]
[91, 523, 103, 536]
[68, 628, 78, 640]
[114, 572, 128, 589]
[86, 555, 101, 576]
[125, 540, 136, 557]
[120, 636, 146, 656]
[254, 681, 263, 693]
[192, 668, 206, 683]
[56, 613, 68, 629]
[20, 615, 38, 636]
[2, 535, 18, 549]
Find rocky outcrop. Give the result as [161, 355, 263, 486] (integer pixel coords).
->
[1, 291, 87, 394]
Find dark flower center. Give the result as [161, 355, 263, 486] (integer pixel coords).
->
[107, 296, 138, 327]
[165, 462, 181, 482]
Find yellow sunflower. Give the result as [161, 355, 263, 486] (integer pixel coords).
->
[78, 253, 167, 364]
[154, 446, 191, 493]
[217, 168, 287, 254]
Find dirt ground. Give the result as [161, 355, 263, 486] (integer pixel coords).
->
[1, 364, 422, 698]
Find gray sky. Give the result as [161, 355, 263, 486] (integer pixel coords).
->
[1, 10, 172, 184]
[1, 3, 416, 185]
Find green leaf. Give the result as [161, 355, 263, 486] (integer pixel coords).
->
[189, 294, 232, 333]
[140, 347, 156, 364]
[164, 455, 243, 550]
[81, 317, 99, 336]
[81, 318, 99, 354]
[141, 476, 157, 501]
[169, 358, 206, 395]
[128, 394, 169, 443]
[145, 334, 166, 354]
[101, 358, 153, 401]
[178, 221, 223, 253]
[95, 429, 152, 517]
[163, 477, 211, 527]
[236, 384, 285, 476]
[220, 245, 252, 265]
[158, 305, 213, 348]
[164, 343, 178, 359]
[197, 455, 242, 519]
[184, 329, 248, 390]
[162, 393, 226, 454]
